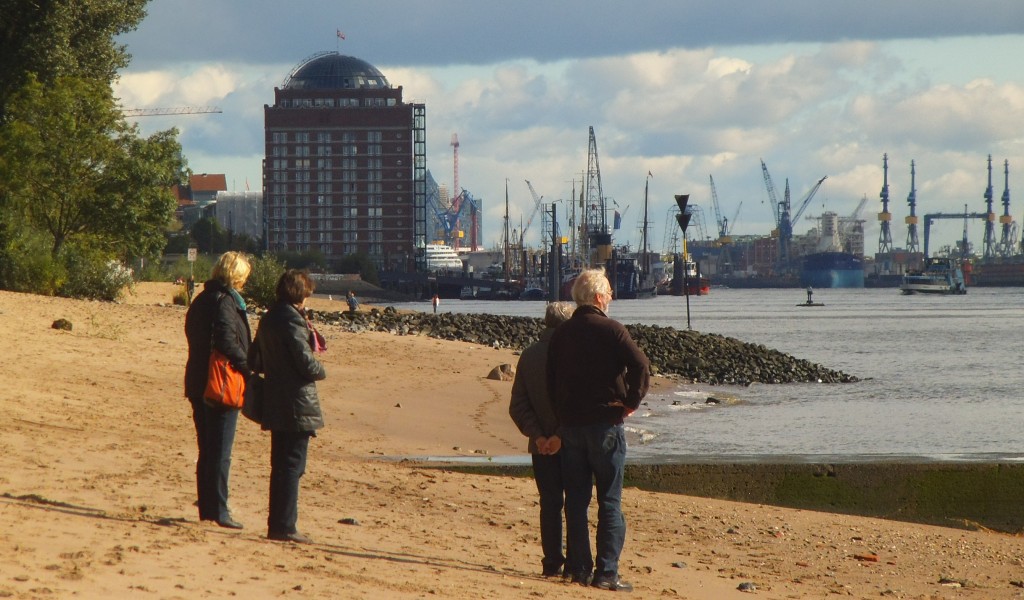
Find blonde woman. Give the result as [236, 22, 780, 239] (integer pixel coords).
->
[184, 251, 252, 529]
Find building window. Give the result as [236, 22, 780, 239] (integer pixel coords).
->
[368, 131, 382, 142]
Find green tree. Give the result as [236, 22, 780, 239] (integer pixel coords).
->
[191, 217, 228, 255]
[336, 253, 379, 285]
[0, 0, 146, 122]
[0, 75, 184, 258]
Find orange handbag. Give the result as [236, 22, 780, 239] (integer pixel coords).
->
[204, 349, 246, 409]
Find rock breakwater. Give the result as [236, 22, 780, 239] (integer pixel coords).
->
[307, 307, 857, 385]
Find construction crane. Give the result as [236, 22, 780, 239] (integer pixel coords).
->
[728, 202, 743, 235]
[121, 106, 222, 117]
[791, 176, 828, 225]
[761, 159, 781, 229]
[709, 175, 728, 240]
[522, 180, 546, 246]
[709, 174, 734, 274]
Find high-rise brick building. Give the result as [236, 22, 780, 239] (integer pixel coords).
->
[263, 52, 426, 272]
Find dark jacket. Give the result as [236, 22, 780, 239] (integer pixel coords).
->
[546, 304, 650, 427]
[509, 328, 558, 453]
[184, 279, 252, 401]
[248, 302, 326, 432]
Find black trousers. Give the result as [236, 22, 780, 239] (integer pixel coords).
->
[189, 396, 239, 522]
[268, 430, 312, 535]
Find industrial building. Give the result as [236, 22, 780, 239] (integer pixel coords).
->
[263, 52, 427, 272]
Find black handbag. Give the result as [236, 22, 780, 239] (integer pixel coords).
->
[242, 373, 264, 424]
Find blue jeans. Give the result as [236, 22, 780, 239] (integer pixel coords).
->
[560, 423, 627, 578]
[189, 397, 239, 522]
[532, 452, 566, 573]
[268, 431, 312, 535]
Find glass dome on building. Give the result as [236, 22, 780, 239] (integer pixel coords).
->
[282, 52, 390, 90]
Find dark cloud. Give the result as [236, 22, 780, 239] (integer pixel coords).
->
[122, 0, 1024, 69]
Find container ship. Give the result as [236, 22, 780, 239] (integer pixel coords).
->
[800, 251, 865, 288]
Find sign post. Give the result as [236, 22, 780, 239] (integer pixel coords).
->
[187, 247, 197, 305]
[674, 194, 692, 330]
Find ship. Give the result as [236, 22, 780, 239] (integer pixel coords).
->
[669, 257, 710, 295]
[425, 243, 464, 272]
[800, 251, 865, 288]
[968, 259, 1024, 286]
[608, 255, 657, 299]
[900, 256, 966, 294]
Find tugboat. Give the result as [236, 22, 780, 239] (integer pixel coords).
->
[900, 256, 967, 295]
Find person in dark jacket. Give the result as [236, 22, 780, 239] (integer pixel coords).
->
[183, 251, 252, 529]
[547, 268, 650, 592]
[509, 301, 575, 577]
[248, 269, 326, 544]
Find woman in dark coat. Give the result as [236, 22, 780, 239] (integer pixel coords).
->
[248, 269, 326, 544]
[183, 251, 252, 529]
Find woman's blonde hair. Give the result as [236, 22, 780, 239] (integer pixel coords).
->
[211, 251, 251, 290]
[571, 268, 612, 307]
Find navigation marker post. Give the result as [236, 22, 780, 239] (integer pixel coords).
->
[674, 194, 692, 330]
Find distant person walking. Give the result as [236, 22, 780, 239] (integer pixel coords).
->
[547, 268, 650, 592]
[248, 269, 327, 544]
[432, 293, 440, 314]
[346, 290, 359, 313]
[509, 301, 576, 577]
[183, 251, 252, 530]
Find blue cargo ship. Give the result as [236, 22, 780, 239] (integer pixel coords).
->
[800, 251, 865, 288]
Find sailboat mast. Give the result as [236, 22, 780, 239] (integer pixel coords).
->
[642, 174, 650, 274]
[504, 180, 511, 283]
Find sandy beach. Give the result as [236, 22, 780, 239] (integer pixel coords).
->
[1, 282, 1022, 599]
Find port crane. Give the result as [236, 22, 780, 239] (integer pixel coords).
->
[996, 159, 1018, 257]
[761, 159, 826, 270]
[709, 174, 739, 273]
[523, 180, 549, 247]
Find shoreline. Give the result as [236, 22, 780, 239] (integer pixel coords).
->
[4, 282, 1024, 599]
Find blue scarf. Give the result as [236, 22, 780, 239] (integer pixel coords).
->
[228, 288, 247, 311]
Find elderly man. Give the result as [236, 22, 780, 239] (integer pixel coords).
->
[547, 268, 650, 592]
[509, 301, 576, 578]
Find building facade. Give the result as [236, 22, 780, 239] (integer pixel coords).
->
[263, 52, 426, 272]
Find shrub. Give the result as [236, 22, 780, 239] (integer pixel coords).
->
[0, 229, 65, 294]
[58, 244, 134, 301]
[244, 254, 285, 308]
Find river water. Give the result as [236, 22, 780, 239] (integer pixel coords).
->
[385, 288, 1024, 463]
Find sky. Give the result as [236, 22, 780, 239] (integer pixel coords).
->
[115, 0, 1024, 254]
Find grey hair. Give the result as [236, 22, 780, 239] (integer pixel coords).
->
[571, 268, 612, 307]
[543, 301, 575, 327]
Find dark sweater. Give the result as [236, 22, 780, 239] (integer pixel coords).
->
[509, 328, 559, 453]
[546, 305, 650, 427]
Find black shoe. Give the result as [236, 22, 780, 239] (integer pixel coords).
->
[267, 531, 313, 544]
[216, 517, 244, 530]
[542, 566, 563, 578]
[592, 574, 633, 592]
[569, 572, 592, 586]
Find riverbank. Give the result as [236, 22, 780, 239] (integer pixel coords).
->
[1, 283, 1023, 599]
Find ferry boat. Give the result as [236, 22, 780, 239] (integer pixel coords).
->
[425, 243, 464, 272]
[900, 257, 967, 295]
